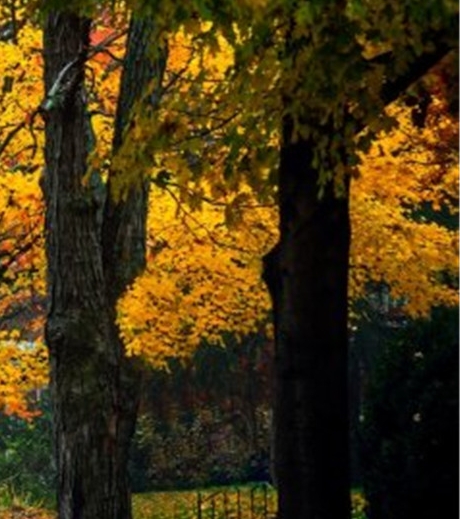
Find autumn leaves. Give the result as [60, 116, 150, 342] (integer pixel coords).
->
[0, 10, 458, 417]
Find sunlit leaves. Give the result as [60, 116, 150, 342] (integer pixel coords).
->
[0, 23, 43, 171]
[0, 6, 458, 402]
[117, 89, 458, 366]
[0, 171, 45, 333]
[112, 17, 281, 204]
[0, 332, 48, 420]
[117, 188, 275, 368]
[350, 99, 458, 315]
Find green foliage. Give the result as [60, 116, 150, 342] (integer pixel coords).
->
[114, 0, 458, 204]
[130, 407, 271, 492]
[0, 395, 55, 507]
[0, 481, 48, 513]
[359, 305, 459, 519]
[130, 335, 273, 491]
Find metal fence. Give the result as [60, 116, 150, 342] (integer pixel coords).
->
[196, 485, 276, 519]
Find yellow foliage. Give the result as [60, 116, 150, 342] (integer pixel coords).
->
[0, 170, 45, 337]
[0, 333, 48, 420]
[168, 24, 234, 83]
[350, 101, 459, 316]
[118, 188, 275, 368]
[0, 17, 458, 395]
[0, 24, 43, 175]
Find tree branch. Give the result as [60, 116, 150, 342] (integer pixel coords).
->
[0, 120, 25, 157]
[351, 34, 456, 137]
[379, 41, 454, 109]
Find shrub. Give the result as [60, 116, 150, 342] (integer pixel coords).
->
[0, 394, 55, 506]
[130, 406, 272, 491]
[360, 306, 459, 519]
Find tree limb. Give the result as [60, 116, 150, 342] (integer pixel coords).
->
[379, 41, 454, 109]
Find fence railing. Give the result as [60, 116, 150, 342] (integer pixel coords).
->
[196, 484, 276, 519]
[139, 484, 277, 519]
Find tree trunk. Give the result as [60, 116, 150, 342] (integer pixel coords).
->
[43, 12, 126, 518]
[263, 115, 351, 519]
[42, 11, 163, 519]
[102, 16, 166, 518]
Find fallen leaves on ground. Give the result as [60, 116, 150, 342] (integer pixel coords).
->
[0, 507, 55, 519]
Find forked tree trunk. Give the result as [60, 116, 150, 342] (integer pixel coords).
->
[42, 10, 162, 519]
[263, 115, 351, 519]
[43, 13, 124, 518]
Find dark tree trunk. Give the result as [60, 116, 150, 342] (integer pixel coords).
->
[263, 115, 351, 519]
[43, 12, 125, 518]
[259, 11, 456, 518]
[42, 11, 163, 519]
[102, 16, 166, 519]
[103, 15, 165, 299]
[261, 18, 453, 519]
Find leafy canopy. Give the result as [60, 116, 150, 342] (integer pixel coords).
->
[0, 2, 458, 414]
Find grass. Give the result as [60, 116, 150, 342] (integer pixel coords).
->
[351, 491, 367, 519]
[133, 483, 276, 519]
[0, 483, 53, 519]
[0, 483, 367, 519]
[133, 484, 367, 519]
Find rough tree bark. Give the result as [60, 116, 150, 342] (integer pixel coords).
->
[102, 16, 165, 518]
[42, 10, 163, 519]
[43, 14, 118, 518]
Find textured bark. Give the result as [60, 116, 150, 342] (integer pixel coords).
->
[263, 116, 351, 519]
[103, 15, 165, 300]
[102, 16, 166, 519]
[43, 12, 122, 518]
[42, 11, 163, 519]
